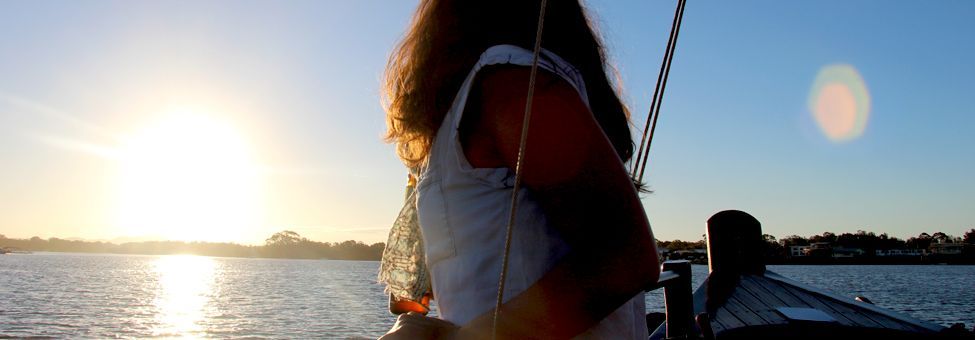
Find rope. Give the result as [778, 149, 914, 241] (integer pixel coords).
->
[632, 0, 687, 183]
[493, 0, 548, 338]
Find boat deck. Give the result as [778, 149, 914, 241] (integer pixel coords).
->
[704, 272, 941, 337]
[647, 210, 963, 339]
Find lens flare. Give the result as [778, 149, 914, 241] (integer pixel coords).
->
[808, 64, 870, 142]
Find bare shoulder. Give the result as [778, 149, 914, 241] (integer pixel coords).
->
[462, 64, 593, 168]
[475, 65, 589, 122]
[468, 63, 623, 190]
[473, 65, 594, 142]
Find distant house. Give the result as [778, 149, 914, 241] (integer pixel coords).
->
[832, 247, 865, 258]
[805, 242, 832, 258]
[929, 243, 966, 255]
[875, 249, 927, 256]
[789, 245, 809, 258]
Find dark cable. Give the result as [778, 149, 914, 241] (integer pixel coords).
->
[634, 0, 687, 183]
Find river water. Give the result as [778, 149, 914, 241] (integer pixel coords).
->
[1, 252, 971, 338]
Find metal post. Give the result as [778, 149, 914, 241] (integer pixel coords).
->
[662, 260, 693, 339]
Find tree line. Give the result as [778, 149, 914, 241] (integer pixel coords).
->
[657, 228, 975, 263]
[4, 228, 973, 262]
[766, 229, 974, 257]
[0, 231, 384, 261]
[660, 229, 974, 250]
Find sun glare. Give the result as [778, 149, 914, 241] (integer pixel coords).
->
[115, 109, 264, 243]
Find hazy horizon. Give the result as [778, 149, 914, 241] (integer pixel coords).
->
[4, 226, 969, 248]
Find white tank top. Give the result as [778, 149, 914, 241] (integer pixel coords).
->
[416, 44, 647, 339]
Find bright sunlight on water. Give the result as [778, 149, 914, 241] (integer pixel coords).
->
[152, 255, 216, 337]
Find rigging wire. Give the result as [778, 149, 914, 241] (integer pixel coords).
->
[632, 0, 687, 184]
[493, 0, 548, 338]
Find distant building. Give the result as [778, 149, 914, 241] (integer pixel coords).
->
[832, 247, 865, 258]
[805, 242, 832, 258]
[875, 249, 927, 256]
[789, 245, 809, 258]
[929, 243, 966, 255]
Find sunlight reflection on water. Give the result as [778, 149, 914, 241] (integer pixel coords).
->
[152, 255, 216, 337]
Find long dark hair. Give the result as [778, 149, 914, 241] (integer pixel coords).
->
[383, 0, 633, 168]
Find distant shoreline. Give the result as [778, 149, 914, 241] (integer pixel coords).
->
[668, 253, 975, 266]
[1, 250, 385, 261]
[7, 251, 973, 266]
[0, 230, 385, 261]
[770, 256, 975, 265]
[661, 229, 975, 266]
[5, 228, 974, 264]
[666, 257, 975, 266]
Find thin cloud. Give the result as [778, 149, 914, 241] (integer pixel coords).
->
[0, 90, 118, 142]
[28, 133, 120, 159]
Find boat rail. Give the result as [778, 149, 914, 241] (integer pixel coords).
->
[647, 260, 695, 339]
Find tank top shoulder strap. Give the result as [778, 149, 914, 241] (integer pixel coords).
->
[446, 44, 590, 132]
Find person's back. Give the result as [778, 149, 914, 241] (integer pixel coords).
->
[416, 44, 647, 338]
[382, 1, 660, 338]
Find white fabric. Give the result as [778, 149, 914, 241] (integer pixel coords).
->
[416, 44, 647, 339]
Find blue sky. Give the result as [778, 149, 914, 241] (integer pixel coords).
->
[0, 0, 972, 244]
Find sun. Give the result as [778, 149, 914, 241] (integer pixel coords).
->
[115, 109, 264, 243]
